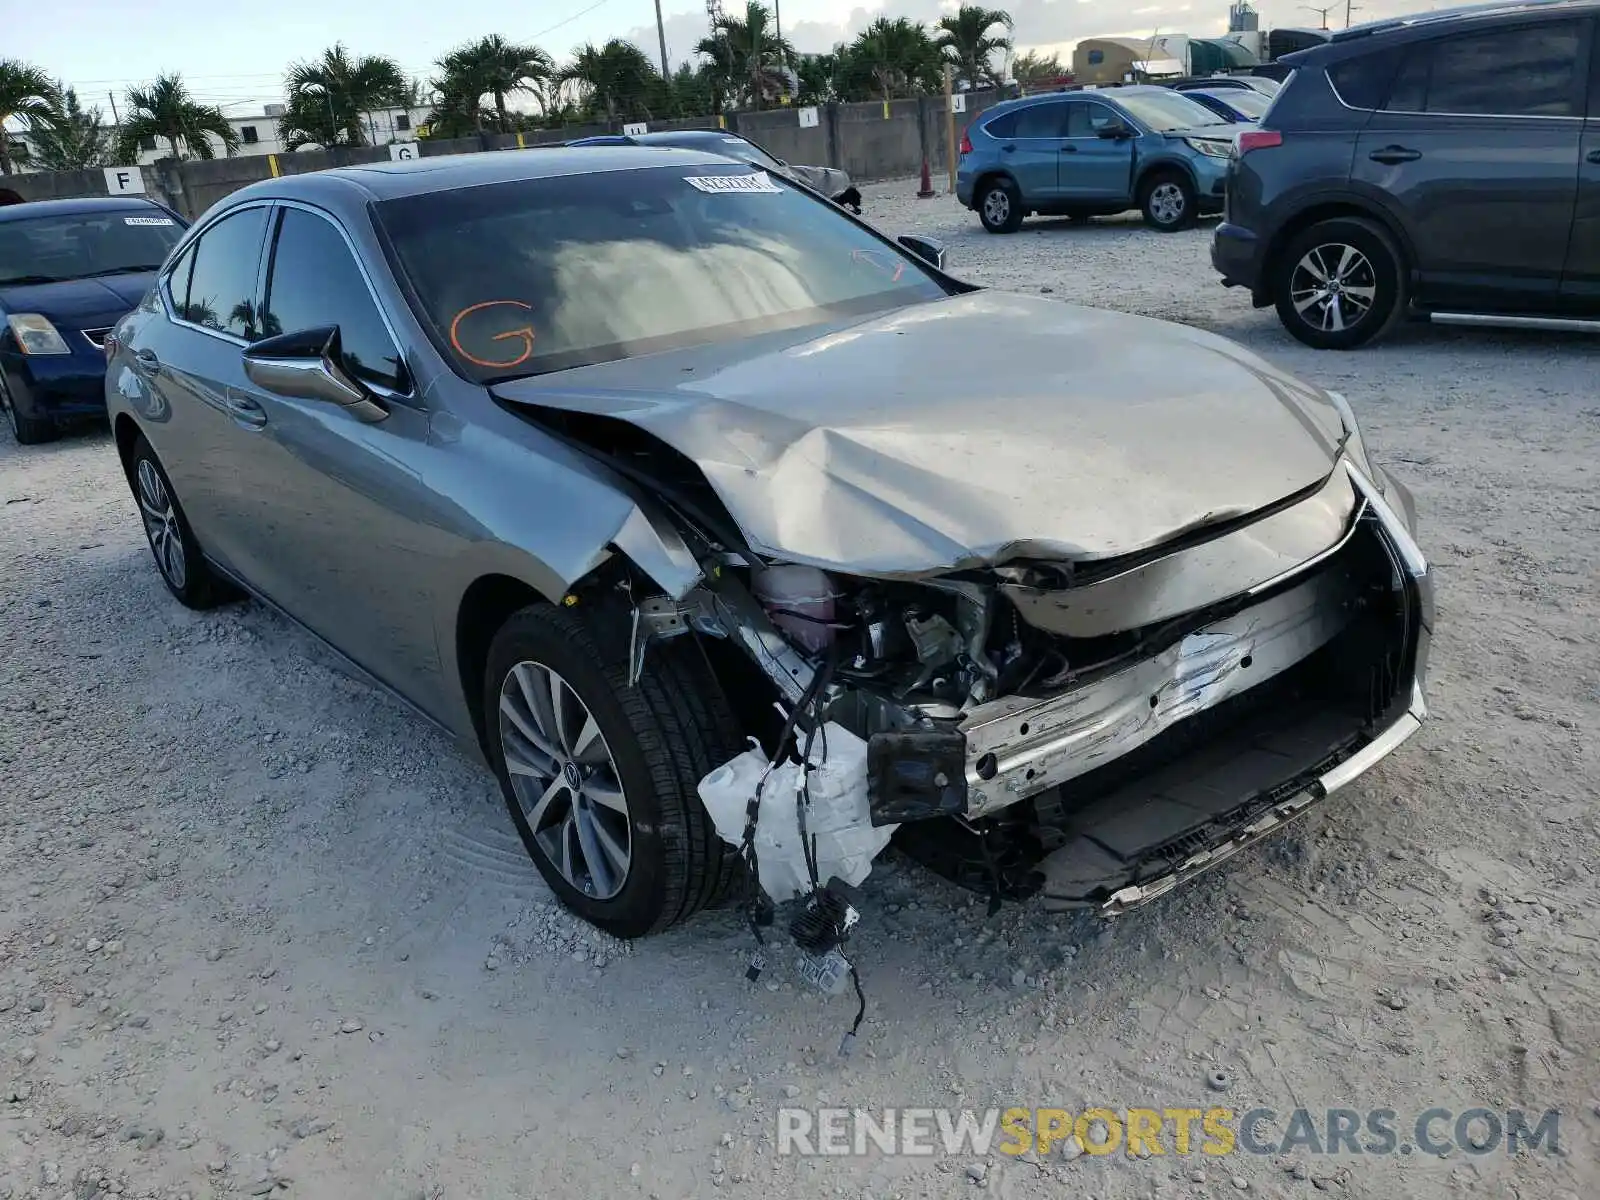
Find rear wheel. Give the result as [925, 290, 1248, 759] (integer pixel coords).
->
[484, 602, 744, 938]
[977, 177, 1024, 234]
[0, 373, 56, 445]
[1273, 217, 1404, 350]
[127, 435, 239, 608]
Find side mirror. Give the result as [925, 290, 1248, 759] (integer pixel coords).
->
[1097, 120, 1133, 140]
[897, 234, 946, 271]
[242, 326, 388, 424]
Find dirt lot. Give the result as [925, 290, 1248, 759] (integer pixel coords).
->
[2, 179, 1598, 1200]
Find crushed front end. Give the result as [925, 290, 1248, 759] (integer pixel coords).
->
[617, 453, 1429, 917]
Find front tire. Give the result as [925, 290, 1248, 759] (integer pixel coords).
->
[127, 435, 238, 609]
[1273, 217, 1403, 350]
[484, 602, 743, 938]
[977, 177, 1024, 234]
[0, 374, 56, 445]
[1139, 171, 1197, 231]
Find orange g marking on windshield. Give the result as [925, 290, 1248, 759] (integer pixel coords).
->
[449, 299, 537, 369]
[851, 248, 905, 282]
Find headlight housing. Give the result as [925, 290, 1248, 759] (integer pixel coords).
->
[7, 313, 71, 356]
[1185, 138, 1232, 159]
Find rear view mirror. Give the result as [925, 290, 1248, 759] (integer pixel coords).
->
[1097, 120, 1133, 140]
[242, 325, 388, 424]
[897, 234, 946, 271]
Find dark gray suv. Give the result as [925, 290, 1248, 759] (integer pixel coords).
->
[1212, 0, 1600, 348]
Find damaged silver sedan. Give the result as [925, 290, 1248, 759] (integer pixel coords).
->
[106, 146, 1432, 942]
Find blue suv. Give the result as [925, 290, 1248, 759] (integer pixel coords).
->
[956, 86, 1252, 233]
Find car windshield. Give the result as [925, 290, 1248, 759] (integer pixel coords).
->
[0, 210, 184, 285]
[1201, 88, 1270, 118]
[1117, 90, 1233, 130]
[378, 164, 949, 381]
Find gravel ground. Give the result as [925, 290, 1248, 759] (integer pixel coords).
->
[2, 177, 1597, 1200]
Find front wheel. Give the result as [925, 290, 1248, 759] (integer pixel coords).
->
[1272, 217, 1404, 350]
[977, 178, 1024, 234]
[1139, 171, 1197, 231]
[484, 602, 744, 938]
[0, 374, 56, 445]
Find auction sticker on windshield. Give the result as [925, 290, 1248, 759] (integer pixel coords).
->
[124, 216, 175, 226]
[685, 171, 782, 194]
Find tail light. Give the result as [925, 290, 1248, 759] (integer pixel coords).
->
[1237, 129, 1283, 156]
[959, 125, 973, 155]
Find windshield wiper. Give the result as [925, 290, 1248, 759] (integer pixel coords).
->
[86, 265, 163, 277]
[0, 273, 65, 285]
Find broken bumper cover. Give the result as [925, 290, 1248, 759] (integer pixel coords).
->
[1092, 681, 1426, 916]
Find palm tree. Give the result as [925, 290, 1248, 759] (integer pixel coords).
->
[437, 35, 553, 132]
[281, 44, 407, 149]
[26, 86, 112, 171]
[118, 75, 238, 162]
[936, 6, 1012, 90]
[696, 2, 795, 110]
[0, 59, 59, 174]
[1010, 49, 1067, 90]
[847, 18, 943, 101]
[559, 40, 660, 122]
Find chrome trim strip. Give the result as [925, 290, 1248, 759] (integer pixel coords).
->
[1429, 310, 1600, 333]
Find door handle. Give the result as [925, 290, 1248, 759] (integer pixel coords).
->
[1368, 146, 1421, 164]
[1060, 144, 1078, 153]
[134, 348, 161, 375]
[225, 392, 267, 429]
[1000, 143, 1015, 153]
[1587, 148, 1600, 165]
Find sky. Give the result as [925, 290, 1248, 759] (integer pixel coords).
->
[13, 0, 1450, 117]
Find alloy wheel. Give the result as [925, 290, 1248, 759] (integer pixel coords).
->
[136, 458, 187, 589]
[1290, 242, 1377, 334]
[1149, 182, 1186, 226]
[497, 660, 632, 900]
[983, 189, 1011, 226]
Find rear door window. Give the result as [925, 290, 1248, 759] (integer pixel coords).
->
[1384, 21, 1586, 116]
[181, 206, 268, 339]
[983, 111, 1018, 138]
[1013, 102, 1069, 139]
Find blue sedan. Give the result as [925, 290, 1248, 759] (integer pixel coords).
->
[0, 196, 187, 443]
[1180, 86, 1273, 124]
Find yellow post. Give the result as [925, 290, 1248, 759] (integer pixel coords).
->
[882, 99, 891, 120]
[943, 65, 957, 194]
[718, 113, 727, 129]
[516, 131, 526, 148]
[267, 154, 281, 178]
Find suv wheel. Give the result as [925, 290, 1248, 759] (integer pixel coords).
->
[484, 602, 744, 939]
[0, 374, 56, 445]
[127, 435, 239, 608]
[1274, 217, 1404, 350]
[977, 178, 1024, 234]
[1139, 171, 1196, 231]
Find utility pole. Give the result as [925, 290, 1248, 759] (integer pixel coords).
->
[943, 64, 957, 194]
[1345, 0, 1361, 27]
[1300, 3, 1334, 29]
[107, 91, 121, 126]
[654, 0, 671, 80]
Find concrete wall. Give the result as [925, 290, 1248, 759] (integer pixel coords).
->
[0, 90, 1014, 220]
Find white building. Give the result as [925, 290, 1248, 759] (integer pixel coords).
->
[15, 103, 432, 170]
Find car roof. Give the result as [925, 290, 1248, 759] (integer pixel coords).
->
[219, 144, 750, 210]
[0, 196, 168, 223]
[1286, 0, 1597, 60]
[987, 84, 1171, 114]
[632, 129, 747, 146]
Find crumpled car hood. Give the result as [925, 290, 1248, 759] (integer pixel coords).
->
[493, 291, 1349, 577]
